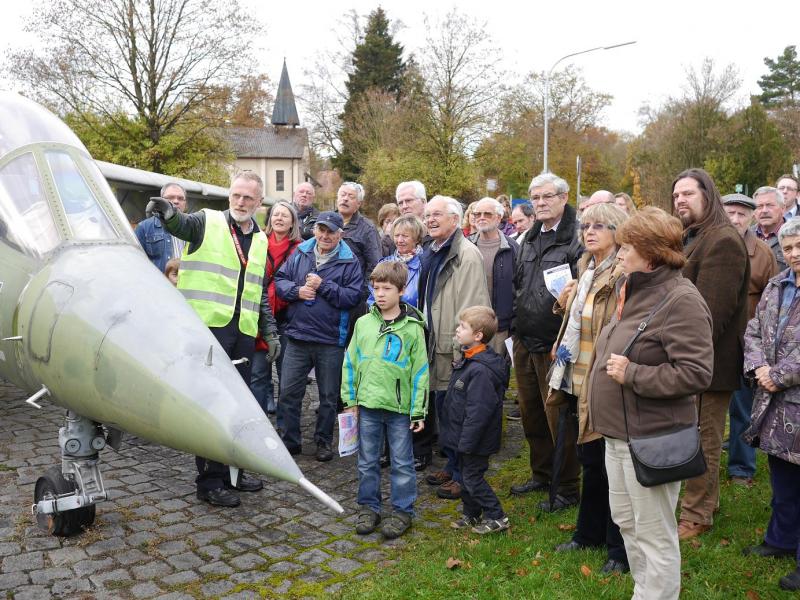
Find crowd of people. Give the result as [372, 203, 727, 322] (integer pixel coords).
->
[139, 168, 800, 597]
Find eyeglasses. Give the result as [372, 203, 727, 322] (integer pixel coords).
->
[530, 192, 562, 202]
[580, 223, 616, 232]
[473, 211, 498, 218]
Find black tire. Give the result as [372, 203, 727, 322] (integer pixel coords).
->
[33, 466, 96, 536]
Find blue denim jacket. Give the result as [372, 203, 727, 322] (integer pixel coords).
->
[135, 216, 178, 272]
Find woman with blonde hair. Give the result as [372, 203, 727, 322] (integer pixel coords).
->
[548, 202, 629, 573]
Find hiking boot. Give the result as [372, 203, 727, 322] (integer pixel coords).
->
[355, 509, 381, 535]
[677, 519, 711, 540]
[600, 559, 630, 574]
[225, 472, 263, 492]
[425, 470, 452, 486]
[414, 454, 431, 471]
[537, 494, 579, 512]
[450, 515, 481, 529]
[381, 512, 412, 539]
[316, 442, 334, 462]
[780, 567, 800, 591]
[471, 516, 510, 534]
[437, 480, 461, 500]
[510, 478, 548, 495]
[197, 487, 241, 508]
[742, 542, 794, 558]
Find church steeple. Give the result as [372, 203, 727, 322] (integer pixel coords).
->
[271, 59, 300, 127]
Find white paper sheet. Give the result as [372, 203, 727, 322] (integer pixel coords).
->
[543, 264, 572, 299]
[504, 336, 515, 367]
[337, 412, 359, 457]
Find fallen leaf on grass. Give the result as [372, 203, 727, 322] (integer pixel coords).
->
[516, 568, 529, 577]
[689, 539, 702, 549]
[446, 557, 462, 570]
[557, 524, 576, 532]
[746, 591, 761, 600]
[508, 548, 520, 557]
[580, 565, 592, 577]
[719, 538, 730, 547]
[552, 572, 562, 581]
[745, 571, 753, 578]
[528, 516, 537, 524]
[755, 528, 764, 535]
[599, 577, 610, 585]
[531, 560, 541, 567]
[467, 539, 479, 547]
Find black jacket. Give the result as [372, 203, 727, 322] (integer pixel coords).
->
[468, 231, 519, 331]
[297, 205, 319, 240]
[513, 204, 582, 353]
[340, 211, 382, 300]
[440, 346, 510, 456]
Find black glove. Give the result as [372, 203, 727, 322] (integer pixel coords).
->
[266, 335, 281, 363]
[145, 197, 175, 221]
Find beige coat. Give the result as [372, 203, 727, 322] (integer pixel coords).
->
[427, 230, 491, 390]
[549, 253, 624, 444]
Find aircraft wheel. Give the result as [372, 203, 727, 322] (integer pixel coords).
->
[33, 467, 95, 536]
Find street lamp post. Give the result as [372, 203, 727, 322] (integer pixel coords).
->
[542, 41, 636, 173]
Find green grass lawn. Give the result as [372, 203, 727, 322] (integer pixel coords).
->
[335, 448, 796, 600]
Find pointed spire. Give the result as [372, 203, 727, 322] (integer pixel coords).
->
[271, 59, 300, 127]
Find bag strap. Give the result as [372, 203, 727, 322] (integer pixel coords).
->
[619, 293, 672, 442]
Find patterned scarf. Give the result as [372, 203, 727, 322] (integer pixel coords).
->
[549, 253, 616, 392]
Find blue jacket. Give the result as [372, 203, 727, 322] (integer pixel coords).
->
[274, 237, 364, 347]
[439, 345, 509, 456]
[468, 232, 519, 331]
[135, 216, 181, 272]
[366, 249, 423, 308]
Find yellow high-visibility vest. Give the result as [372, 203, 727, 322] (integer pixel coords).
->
[177, 209, 267, 336]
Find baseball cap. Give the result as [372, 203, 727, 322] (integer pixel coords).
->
[316, 211, 344, 232]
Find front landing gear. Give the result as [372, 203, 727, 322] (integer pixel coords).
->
[31, 411, 108, 536]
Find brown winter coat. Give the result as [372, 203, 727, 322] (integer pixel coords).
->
[550, 253, 625, 444]
[587, 266, 714, 440]
[682, 223, 749, 392]
[744, 229, 779, 319]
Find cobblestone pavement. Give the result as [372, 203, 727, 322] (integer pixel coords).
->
[0, 379, 523, 599]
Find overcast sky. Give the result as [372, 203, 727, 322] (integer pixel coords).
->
[0, 0, 795, 134]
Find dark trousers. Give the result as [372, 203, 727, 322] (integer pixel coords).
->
[436, 390, 461, 483]
[765, 454, 800, 564]
[196, 320, 255, 492]
[513, 341, 579, 495]
[413, 391, 437, 459]
[574, 439, 627, 563]
[459, 453, 504, 520]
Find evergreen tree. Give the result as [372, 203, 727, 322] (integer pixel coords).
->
[334, 8, 406, 181]
[758, 46, 800, 107]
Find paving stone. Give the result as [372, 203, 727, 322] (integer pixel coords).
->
[159, 522, 194, 537]
[166, 551, 203, 570]
[298, 566, 329, 583]
[229, 551, 266, 570]
[30, 567, 73, 585]
[22, 536, 61, 551]
[89, 567, 131, 588]
[156, 499, 189, 511]
[116, 548, 150, 565]
[158, 512, 187, 525]
[0, 571, 29, 591]
[160, 570, 199, 585]
[200, 579, 236, 596]
[296, 548, 330, 566]
[327, 556, 363, 574]
[259, 544, 295, 560]
[128, 530, 160, 546]
[230, 570, 270, 584]
[0, 542, 21, 557]
[45, 547, 90, 567]
[199, 560, 234, 575]
[12, 585, 50, 599]
[325, 539, 359, 554]
[85, 536, 129, 556]
[153, 593, 194, 600]
[225, 538, 261, 553]
[50, 577, 94, 596]
[269, 560, 303, 574]
[356, 548, 388, 562]
[131, 505, 161, 518]
[130, 581, 163, 598]
[157, 540, 188, 556]
[1, 551, 43, 572]
[132, 560, 173, 580]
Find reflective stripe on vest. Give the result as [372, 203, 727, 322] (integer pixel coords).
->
[177, 209, 268, 336]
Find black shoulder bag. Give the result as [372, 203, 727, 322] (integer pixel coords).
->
[619, 294, 707, 487]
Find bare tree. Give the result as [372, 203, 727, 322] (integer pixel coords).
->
[6, 0, 260, 172]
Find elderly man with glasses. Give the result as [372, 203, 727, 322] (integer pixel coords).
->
[509, 172, 583, 512]
[778, 175, 800, 219]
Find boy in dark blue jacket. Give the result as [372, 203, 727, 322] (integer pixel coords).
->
[441, 306, 510, 534]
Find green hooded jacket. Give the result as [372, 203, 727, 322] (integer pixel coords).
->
[341, 303, 429, 420]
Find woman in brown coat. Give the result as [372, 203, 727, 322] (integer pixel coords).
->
[587, 207, 714, 600]
[547, 203, 628, 573]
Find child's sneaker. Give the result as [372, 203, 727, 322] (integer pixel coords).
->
[450, 515, 481, 529]
[471, 516, 510, 535]
[381, 511, 412, 539]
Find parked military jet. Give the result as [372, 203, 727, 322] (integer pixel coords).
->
[0, 92, 343, 536]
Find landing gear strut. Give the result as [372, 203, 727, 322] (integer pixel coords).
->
[32, 411, 108, 536]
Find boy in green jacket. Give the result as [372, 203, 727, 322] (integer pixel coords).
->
[342, 261, 429, 539]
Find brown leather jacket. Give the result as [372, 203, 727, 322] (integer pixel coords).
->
[587, 266, 714, 440]
[744, 229, 778, 319]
